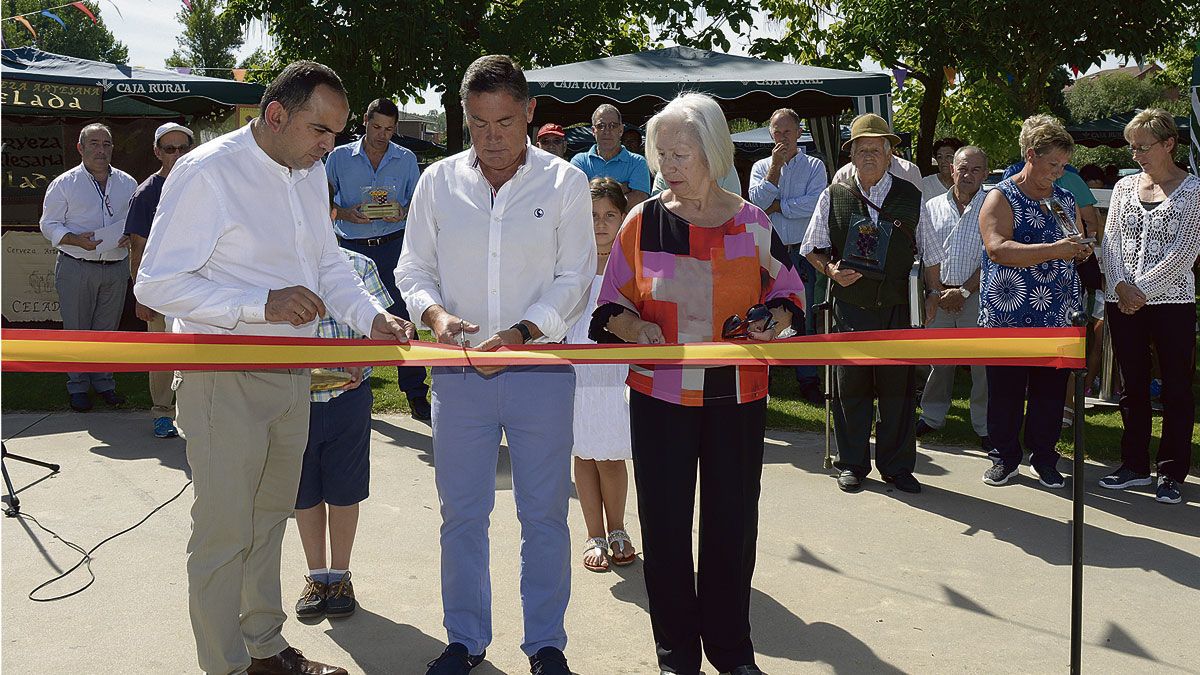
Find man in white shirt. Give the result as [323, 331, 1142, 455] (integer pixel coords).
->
[748, 108, 829, 403]
[916, 146, 991, 450]
[396, 55, 593, 675]
[39, 123, 136, 412]
[136, 61, 415, 675]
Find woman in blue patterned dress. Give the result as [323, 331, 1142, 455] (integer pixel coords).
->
[978, 115, 1095, 490]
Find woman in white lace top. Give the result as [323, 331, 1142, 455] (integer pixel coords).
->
[1098, 109, 1199, 505]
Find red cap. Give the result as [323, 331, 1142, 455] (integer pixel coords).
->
[537, 123, 565, 139]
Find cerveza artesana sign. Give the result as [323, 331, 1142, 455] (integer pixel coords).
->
[1, 79, 102, 113]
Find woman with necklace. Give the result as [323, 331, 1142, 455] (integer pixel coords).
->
[978, 114, 1094, 491]
[1097, 109, 1200, 505]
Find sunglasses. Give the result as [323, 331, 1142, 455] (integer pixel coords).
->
[159, 143, 192, 155]
[722, 304, 777, 340]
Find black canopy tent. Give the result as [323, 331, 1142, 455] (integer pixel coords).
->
[2, 47, 264, 116]
[524, 47, 893, 178]
[1066, 109, 1191, 149]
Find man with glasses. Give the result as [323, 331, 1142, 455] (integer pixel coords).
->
[570, 103, 650, 207]
[125, 122, 194, 437]
[326, 97, 431, 420]
[536, 123, 567, 158]
[39, 123, 137, 412]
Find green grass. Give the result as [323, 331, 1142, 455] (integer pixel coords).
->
[5, 364, 1196, 468]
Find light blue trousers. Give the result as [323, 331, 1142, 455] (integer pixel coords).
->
[430, 365, 575, 657]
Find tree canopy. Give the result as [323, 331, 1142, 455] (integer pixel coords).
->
[164, 0, 245, 73]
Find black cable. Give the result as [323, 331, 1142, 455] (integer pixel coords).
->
[19, 479, 192, 602]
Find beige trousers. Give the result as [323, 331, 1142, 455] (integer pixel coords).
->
[176, 369, 311, 675]
[146, 314, 176, 417]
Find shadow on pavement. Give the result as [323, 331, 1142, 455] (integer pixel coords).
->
[322, 606, 506, 675]
[607, 566, 903, 673]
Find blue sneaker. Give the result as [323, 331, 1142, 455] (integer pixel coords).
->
[1030, 463, 1066, 489]
[1155, 476, 1182, 504]
[153, 416, 179, 438]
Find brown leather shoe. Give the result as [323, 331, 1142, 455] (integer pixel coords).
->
[247, 647, 348, 675]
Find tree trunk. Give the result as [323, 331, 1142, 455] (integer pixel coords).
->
[443, 88, 464, 154]
[915, 70, 945, 174]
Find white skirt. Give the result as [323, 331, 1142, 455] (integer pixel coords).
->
[571, 363, 632, 460]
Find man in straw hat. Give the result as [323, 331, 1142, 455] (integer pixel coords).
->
[800, 113, 948, 494]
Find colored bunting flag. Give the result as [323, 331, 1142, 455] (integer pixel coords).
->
[232, 68, 247, 82]
[942, 66, 956, 87]
[176, 67, 192, 75]
[40, 10, 67, 29]
[71, 2, 98, 23]
[182, 0, 192, 9]
[892, 67, 908, 91]
[12, 16, 37, 39]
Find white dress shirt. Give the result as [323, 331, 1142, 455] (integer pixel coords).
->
[921, 173, 952, 203]
[396, 144, 595, 342]
[800, 172, 947, 267]
[39, 163, 136, 261]
[833, 155, 923, 190]
[135, 125, 385, 337]
[748, 149, 828, 245]
[926, 187, 986, 285]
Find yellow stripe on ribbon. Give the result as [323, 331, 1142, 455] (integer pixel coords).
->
[1, 328, 1086, 372]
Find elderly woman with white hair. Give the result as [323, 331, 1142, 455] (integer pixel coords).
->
[590, 92, 804, 675]
[1097, 109, 1199, 505]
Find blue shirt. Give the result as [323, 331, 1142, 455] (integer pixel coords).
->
[325, 138, 420, 239]
[747, 148, 828, 245]
[125, 173, 166, 238]
[570, 145, 651, 194]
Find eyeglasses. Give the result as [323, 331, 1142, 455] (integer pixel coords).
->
[538, 137, 565, 145]
[159, 143, 192, 155]
[593, 122, 623, 132]
[1127, 140, 1163, 155]
[721, 304, 777, 340]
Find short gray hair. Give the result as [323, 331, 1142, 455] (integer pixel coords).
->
[592, 104, 621, 125]
[78, 123, 112, 145]
[645, 92, 734, 181]
[769, 108, 800, 127]
[954, 145, 989, 167]
[1124, 108, 1179, 145]
[1019, 114, 1073, 157]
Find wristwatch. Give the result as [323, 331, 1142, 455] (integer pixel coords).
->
[510, 322, 532, 343]
[956, 288, 970, 299]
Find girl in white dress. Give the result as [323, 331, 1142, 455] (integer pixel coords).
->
[569, 177, 636, 572]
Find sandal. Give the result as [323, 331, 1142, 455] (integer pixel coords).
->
[608, 529, 637, 566]
[582, 536, 609, 572]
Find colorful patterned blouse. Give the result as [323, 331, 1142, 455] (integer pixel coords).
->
[979, 179, 1082, 328]
[590, 197, 805, 406]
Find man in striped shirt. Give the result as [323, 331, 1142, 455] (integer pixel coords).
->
[916, 146, 991, 450]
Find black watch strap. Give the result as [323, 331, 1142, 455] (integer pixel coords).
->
[510, 322, 532, 343]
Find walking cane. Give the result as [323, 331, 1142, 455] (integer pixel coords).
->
[814, 274, 834, 469]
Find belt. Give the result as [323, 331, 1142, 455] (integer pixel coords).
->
[338, 230, 404, 247]
[59, 251, 124, 266]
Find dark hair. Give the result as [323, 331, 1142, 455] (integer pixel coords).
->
[932, 137, 965, 154]
[459, 55, 528, 103]
[1078, 163, 1104, 183]
[365, 98, 400, 122]
[259, 60, 346, 117]
[590, 177, 628, 214]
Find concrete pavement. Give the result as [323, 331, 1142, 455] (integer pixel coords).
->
[2, 410, 1197, 674]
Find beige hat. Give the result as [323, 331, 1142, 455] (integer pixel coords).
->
[841, 113, 901, 151]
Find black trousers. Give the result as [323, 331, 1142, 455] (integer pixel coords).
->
[1106, 302, 1196, 482]
[831, 300, 917, 477]
[986, 365, 1068, 468]
[630, 391, 766, 674]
